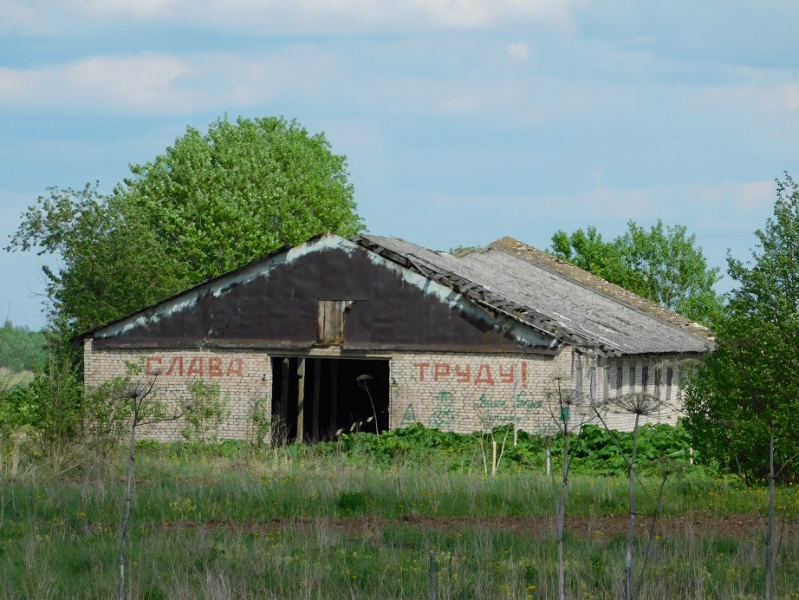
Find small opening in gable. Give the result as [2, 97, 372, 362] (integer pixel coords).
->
[317, 300, 346, 345]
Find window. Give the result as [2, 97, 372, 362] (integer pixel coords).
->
[642, 366, 649, 392]
[666, 367, 674, 399]
[317, 300, 346, 345]
[629, 366, 636, 393]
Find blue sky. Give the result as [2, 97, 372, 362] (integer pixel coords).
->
[1, 1, 798, 329]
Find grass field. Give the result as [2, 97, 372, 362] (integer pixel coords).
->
[0, 442, 797, 599]
[0, 367, 33, 389]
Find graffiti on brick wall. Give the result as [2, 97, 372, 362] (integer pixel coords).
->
[472, 391, 542, 413]
[412, 362, 527, 386]
[400, 404, 417, 427]
[145, 356, 244, 377]
[419, 389, 546, 429]
[431, 392, 455, 430]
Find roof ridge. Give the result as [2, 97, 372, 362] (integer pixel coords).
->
[487, 236, 714, 344]
[352, 234, 614, 354]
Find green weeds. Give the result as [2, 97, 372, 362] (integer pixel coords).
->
[0, 426, 797, 598]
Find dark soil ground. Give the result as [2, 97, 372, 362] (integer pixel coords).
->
[168, 512, 798, 540]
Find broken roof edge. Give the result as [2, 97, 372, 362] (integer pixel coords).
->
[352, 234, 617, 357]
[487, 236, 715, 348]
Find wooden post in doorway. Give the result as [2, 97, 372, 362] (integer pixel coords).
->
[280, 358, 289, 429]
[330, 361, 338, 432]
[312, 359, 321, 441]
[296, 358, 305, 443]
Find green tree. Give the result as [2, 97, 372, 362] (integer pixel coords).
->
[7, 184, 187, 334]
[6, 116, 364, 335]
[550, 219, 722, 325]
[685, 174, 799, 481]
[0, 320, 46, 373]
[122, 116, 363, 283]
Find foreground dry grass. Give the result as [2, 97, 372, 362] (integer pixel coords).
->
[0, 446, 797, 598]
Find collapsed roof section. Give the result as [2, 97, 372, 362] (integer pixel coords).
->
[352, 234, 713, 357]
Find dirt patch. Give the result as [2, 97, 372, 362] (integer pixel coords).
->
[166, 512, 797, 540]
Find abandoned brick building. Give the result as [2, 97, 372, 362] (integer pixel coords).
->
[78, 234, 714, 442]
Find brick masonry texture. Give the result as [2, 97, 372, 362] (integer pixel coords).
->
[84, 340, 688, 442]
[388, 350, 571, 436]
[84, 340, 271, 443]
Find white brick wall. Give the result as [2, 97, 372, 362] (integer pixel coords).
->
[84, 340, 271, 442]
[388, 350, 573, 436]
[84, 339, 688, 441]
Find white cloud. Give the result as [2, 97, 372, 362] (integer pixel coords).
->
[507, 42, 531, 61]
[0, 51, 335, 115]
[697, 81, 799, 115]
[1, 0, 580, 35]
[434, 180, 775, 224]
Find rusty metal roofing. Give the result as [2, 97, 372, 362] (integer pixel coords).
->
[353, 234, 713, 356]
[76, 232, 714, 357]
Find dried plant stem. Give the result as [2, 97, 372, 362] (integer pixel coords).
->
[624, 412, 640, 600]
[766, 419, 775, 600]
[397, 470, 435, 600]
[557, 422, 569, 600]
[118, 410, 138, 600]
[636, 469, 669, 593]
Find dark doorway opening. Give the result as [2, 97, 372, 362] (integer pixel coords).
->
[270, 357, 389, 444]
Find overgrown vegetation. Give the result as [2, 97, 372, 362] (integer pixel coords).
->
[323, 423, 698, 478]
[0, 437, 796, 599]
[0, 320, 46, 374]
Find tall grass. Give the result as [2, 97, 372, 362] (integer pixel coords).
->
[0, 443, 797, 598]
[0, 509, 797, 598]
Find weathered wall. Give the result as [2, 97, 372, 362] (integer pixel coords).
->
[84, 339, 686, 442]
[83, 339, 271, 442]
[91, 237, 553, 354]
[388, 350, 572, 436]
[577, 354, 686, 430]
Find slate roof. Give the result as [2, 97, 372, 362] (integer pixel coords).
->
[353, 234, 713, 357]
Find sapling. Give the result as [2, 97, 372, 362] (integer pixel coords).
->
[765, 420, 798, 600]
[117, 365, 215, 600]
[592, 392, 675, 600]
[476, 409, 513, 477]
[723, 340, 799, 600]
[181, 380, 229, 446]
[545, 375, 594, 600]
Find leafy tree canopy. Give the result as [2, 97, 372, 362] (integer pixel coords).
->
[550, 219, 723, 326]
[0, 320, 47, 373]
[6, 116, 364, 335]
[685, 174, 799, 480]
